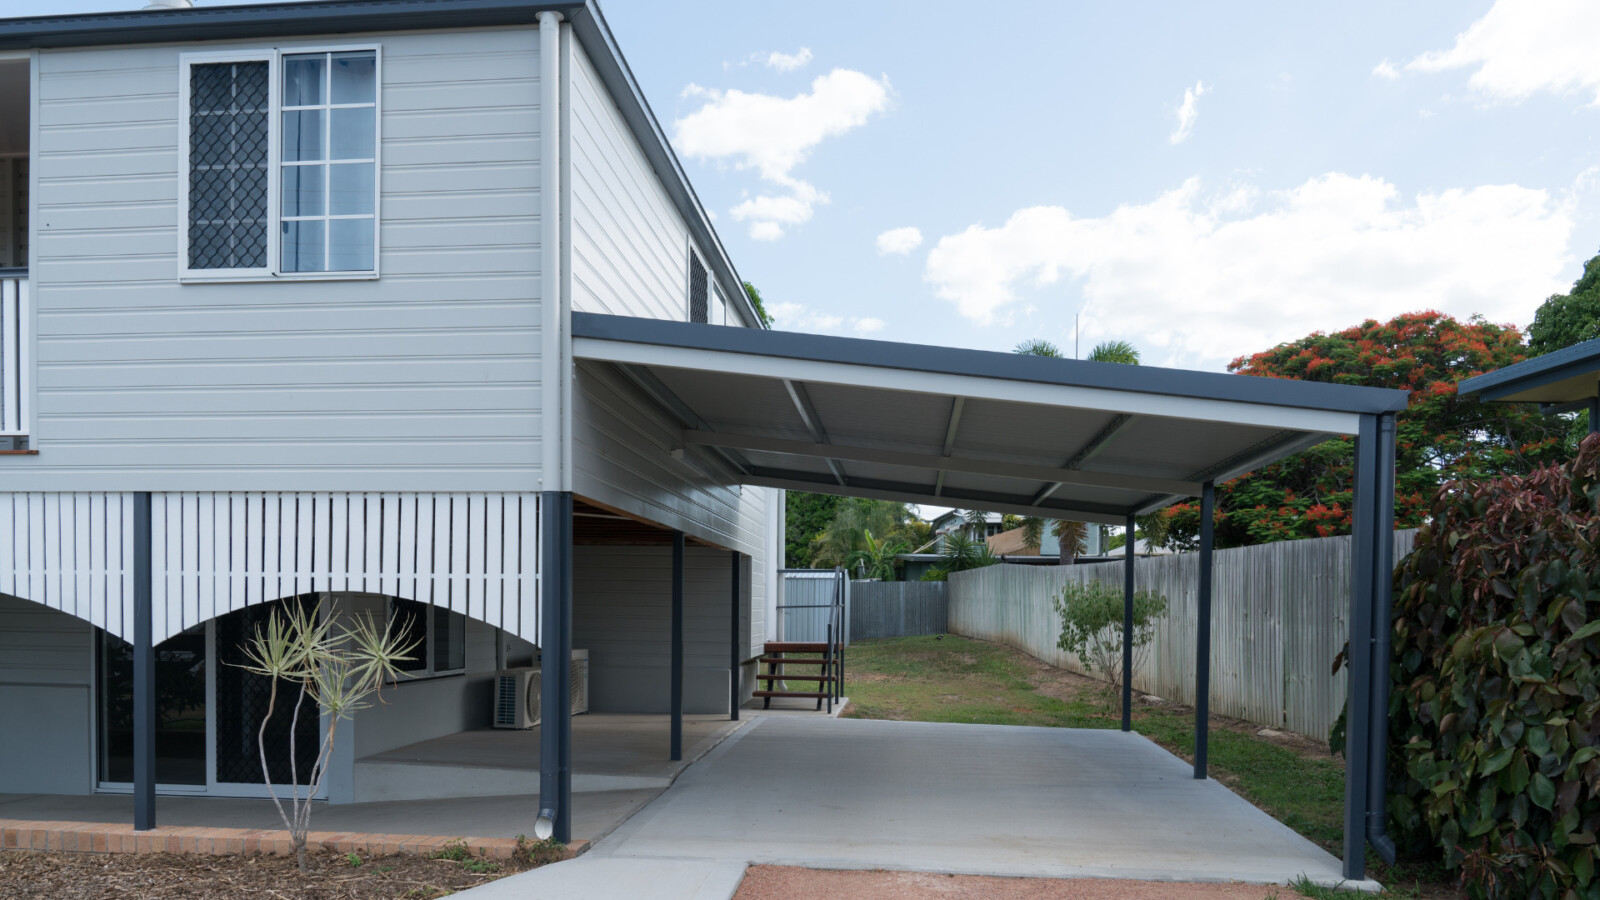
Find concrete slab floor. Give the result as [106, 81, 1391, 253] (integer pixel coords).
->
[468, 716, 1378, 899]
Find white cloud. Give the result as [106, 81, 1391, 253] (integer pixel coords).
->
[675, 69, 892, 239]
[875, 226, 923, 255]
[923, 173, 1575, 369]
[1372, 59, 1401, 80]
[766, 47, 813, 72]
[1169, 81, 1209, 144]
[1404, 0, 1600, 104]
[768, 301, 888, 337]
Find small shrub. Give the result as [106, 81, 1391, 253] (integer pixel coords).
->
[463, 858, 500, 874]
[1388, 434, 1600, 899]
[513, 833, 567, 866]
[1052, 578, 1168, 714]
[344, 851, 362, 867]
[434, 839, 472, 862]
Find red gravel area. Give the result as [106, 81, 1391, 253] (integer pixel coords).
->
[734, 866, 1294, 900]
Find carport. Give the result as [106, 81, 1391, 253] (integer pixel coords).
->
[533, 312, 1409, 881]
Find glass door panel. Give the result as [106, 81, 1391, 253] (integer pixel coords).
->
[97, 626, 208, 786]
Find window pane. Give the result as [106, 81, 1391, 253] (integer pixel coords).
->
[282, 54, 326, 107]
[331, 52, 377, 104]
[329, 107, 375, 160]
[329, 217, 375, 272]
[390, 599, 428, 673]
[281, 165, 325, 217]
[432, 606, 466, 673]
[188, 61, 269, 270]
[281, 219, 326, 272]
[282, 110, 326, 162]
[329, 163, 374, 215]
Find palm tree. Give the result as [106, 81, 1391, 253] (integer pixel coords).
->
[810, 499, 914, 568]
[1020, 516, 1045, 553]
[846, 528, 907, 581]
[1016, 336, 1143, 562]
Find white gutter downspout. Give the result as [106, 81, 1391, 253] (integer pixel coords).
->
[538, 10, 565, 490]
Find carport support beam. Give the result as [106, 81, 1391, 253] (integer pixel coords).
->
[133, 491, 155, 832]
[671, 531, 685, 761]
[1342, 415, 1379, 882]
[731, 551, 741, 721]
[1194, 482, 1214, 780]
[1121, 513, 1134, 732]
[538, 491, 574, 845]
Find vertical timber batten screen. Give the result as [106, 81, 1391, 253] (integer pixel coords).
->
[946, 529, 1416, 741]
[0, 491, 541, 646]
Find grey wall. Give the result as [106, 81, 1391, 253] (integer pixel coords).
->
[850, 582, 948, 640]
[573, 544, 739, 715]
[19, 28, 543, 492]
[0, 593, 92, 795]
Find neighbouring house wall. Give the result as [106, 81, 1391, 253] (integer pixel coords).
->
[342, 593, 504, 760]
[0, 593, 93, 795]
[19, 27, 542, 493]
[573, 545, 739, 715]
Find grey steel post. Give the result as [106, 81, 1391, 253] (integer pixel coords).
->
[1194, 482, 1215, 780]
[1121, 513, 1135, 732]
[132, 491, 156, 831]
[730, 551, 740, 721]
[1590, 390, 1598, 435]
[1365, 413, 1399, 864]
[538, 491, 573, 844]
[1343, 415, 1379, 882]
[671, 531, 684, 761]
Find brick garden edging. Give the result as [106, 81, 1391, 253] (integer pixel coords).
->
[0, 819, 588, 861]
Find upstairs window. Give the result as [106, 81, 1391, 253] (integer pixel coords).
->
[181, 48, 380, 281]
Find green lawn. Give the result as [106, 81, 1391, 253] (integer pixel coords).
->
[839, 635, 1453, 899]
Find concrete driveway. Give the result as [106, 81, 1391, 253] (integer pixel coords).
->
[457, 716, 1373, 898]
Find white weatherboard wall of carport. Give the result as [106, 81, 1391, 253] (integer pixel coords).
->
[19, 27, 542, 492]
[0, 594, 92, 795]
[573, 544, 740, 714]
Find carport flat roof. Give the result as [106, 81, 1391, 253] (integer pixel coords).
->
[1459, 335, 1600, 412]
[572, 313, 1409, 524]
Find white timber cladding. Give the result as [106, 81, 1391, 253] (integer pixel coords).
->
[22, 28, 542, 492]
[0, 491, 541, 646]
[567, 40, 738, 327]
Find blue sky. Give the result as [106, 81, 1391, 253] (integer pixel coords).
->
[7, 0, 1600, 371]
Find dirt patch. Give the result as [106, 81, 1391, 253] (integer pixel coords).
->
[733, 866, 1293, 899]
[0, 848, 540, 899]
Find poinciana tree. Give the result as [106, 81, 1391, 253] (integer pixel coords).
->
[1162, 311, 1570, 549]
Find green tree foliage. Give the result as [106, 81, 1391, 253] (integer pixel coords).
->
[1529, 251, 1600, 356]
[846, 528, 909, 581]
[1162, 311, 1569, 549]
[920, 530, 1000, 581]
[1385, 435, 1600, 899]
[809, 498, 917, 570]
[1053, 519, 1087, 561]
[742, 281, 774, 328]
[1086, 340, 1141, 365]
[785, 492, 846, 567]
[1052, 579, 1168, 715]
[1014, 338, 1063, 357]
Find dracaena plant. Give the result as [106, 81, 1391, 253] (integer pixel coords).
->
[237, 599, 419, 872]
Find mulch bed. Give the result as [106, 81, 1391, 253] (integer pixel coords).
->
[0, 848, 540, 899]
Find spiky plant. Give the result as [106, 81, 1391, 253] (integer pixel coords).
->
[238, 600, 418, 872]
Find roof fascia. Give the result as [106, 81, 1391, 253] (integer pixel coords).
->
[1459, 337, 1600, 401]
[572, 313, 1398, 424]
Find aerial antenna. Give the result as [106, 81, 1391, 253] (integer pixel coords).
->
[1074, 313, 1080, 360]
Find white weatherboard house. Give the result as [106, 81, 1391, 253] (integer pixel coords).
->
[0, 0, 1411, 880]
[0, 0, 784, 840]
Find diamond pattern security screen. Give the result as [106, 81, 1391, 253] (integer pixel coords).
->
[189, 61, 269, 270]
[689, 254, 708, 323]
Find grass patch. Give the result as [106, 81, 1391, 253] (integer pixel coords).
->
[841, 635, 1458, 899]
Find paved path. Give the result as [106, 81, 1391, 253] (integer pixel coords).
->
[455, 716, 1376, 899]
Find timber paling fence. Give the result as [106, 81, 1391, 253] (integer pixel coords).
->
[849, 581, 948, 640]
[947, 530, 1417, 742]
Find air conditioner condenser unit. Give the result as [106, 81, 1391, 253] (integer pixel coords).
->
[493, 650, 589, 729]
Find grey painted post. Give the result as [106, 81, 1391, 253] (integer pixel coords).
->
[730, 551, 741, 721]
[1342, 415, 1379, 882]
[538, 492, 573, 844]
[132, 491, 155, 831]
[1590, 390, 1598, 435]
[1365, 412, 1399, 864]
[1122, 513, 1135, 732]
[1194, 483, 1215, 780]
[671, 531, 684, 761]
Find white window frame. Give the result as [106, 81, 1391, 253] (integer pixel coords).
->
[177, 45, 382, 284]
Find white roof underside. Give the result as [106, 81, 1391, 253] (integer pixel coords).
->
[572, 315, 1408, 526]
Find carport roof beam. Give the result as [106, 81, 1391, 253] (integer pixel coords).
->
[743, 467, 1133, 527]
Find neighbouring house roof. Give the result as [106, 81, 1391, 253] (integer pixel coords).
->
[0, 0, 763, 329]
[572, 312, 1410, 523]
[985, 526, 1040, 556]
[1458, 336, 1600, 413]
